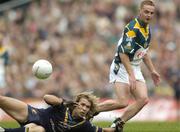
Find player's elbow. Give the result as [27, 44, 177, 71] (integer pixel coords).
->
[0, 95, 9, 104]
[43, 94, 51, 101]
[43, 94, 63, 105]
[43, 94, 54, 105]
[118, 100, 129, 108]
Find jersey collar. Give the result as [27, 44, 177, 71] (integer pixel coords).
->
[136, 17, 148, 28]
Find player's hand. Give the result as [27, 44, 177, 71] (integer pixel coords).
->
[129, 74, 136, 90]
[111, 117, 124, 132]
[151, 71, 160, 86]
[63, 100, 78, 107]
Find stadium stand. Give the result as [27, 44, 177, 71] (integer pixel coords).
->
[0, 1, 179, 121]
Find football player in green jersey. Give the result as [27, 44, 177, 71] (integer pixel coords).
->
[97, 0, 160, 131]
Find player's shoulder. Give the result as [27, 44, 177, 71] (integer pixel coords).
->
[125, 18, 137, 30]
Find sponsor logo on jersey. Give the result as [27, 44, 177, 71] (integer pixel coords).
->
[144, 42, 148, 48]
[125, 42, 132, 50]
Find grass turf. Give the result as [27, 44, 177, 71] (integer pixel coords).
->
[0, 121, 180, 132]
[94, 121, 180, 132]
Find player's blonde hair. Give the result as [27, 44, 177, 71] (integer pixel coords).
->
[75, 92, 99, 119]
[140, 0, 155, 9]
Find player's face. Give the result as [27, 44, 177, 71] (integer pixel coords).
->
[73, 98, 91, 119]
[139, 5, 155, 24]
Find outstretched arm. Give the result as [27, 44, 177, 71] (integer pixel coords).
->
[43, 94, 63, 106]
[44, 94, 78, 107]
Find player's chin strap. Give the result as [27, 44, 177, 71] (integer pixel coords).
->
[111, 117, 125, 132]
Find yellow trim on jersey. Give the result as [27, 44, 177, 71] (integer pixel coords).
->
[134, 19, 149, 40]
[25, 127, 29, 132]
[70, 120, 86, 127]
[63, 107, 87, 128]
[58, 119, 86, 128]
[126, 30, 136, 38]
[0, 47, 6, 53]
[64, 108, 69, 123]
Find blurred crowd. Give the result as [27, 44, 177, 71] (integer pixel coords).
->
[0, 0, 179, 100]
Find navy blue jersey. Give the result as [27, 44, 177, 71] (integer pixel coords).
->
[21, 104, 102, 132]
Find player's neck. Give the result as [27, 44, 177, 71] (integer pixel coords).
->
[137, 17, 148, 27]
[72, 110, 84, 120]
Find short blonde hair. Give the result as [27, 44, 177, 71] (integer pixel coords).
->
[140, 0, 155, 9]
[75, 92, 99, 119]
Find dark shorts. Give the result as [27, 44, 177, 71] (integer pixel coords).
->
[20, 105, 44, 126]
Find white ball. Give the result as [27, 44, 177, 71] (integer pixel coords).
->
[32, 59, 53, 79]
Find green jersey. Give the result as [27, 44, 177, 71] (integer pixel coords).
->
[114, 18, 151, 66]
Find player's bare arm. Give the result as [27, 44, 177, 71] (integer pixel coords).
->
[143, 52, 156, 73]
[143, 52, 160, 86]
[119, 53, 136, 90]
[43, 94, 63, 106]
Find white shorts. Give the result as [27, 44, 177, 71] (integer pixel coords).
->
[109, 60, 145, 84]
[0, 74, 6, 88]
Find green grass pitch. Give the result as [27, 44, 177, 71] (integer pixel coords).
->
[0, 121, 180, 132]
[94, 121, 180, 132]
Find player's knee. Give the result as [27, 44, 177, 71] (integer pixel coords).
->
[25, 123, 37, 128]
[27, 127, 45, 132]
[34, 126, 45, 132]
[117, 98, 129, 108]
[138, 97, 149, 106]
[143, 97, 149, 105]
[0, 95, 8, 106]
[25, 123, 45, 132]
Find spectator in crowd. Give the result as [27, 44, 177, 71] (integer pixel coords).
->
[0, 33, 10, 95]
[0, 0, 178, 102]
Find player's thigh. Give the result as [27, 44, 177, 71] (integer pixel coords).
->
[110, 63, 131, 100]
[114, 82, 130, 101]
[131, 81, 148, 101]
[0, 96, 28, 121]
[25, 123, 45, 132]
